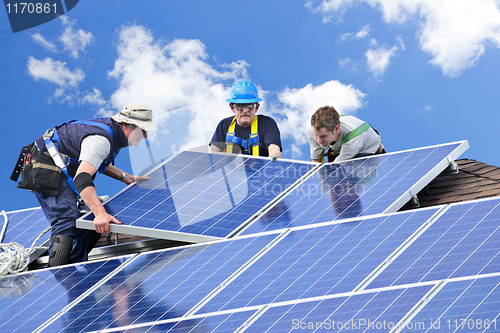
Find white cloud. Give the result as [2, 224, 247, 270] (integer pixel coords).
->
[80, 88, 107, 106]
[59, 16, 94, 58]
[416, 0, 500, 76]
[269, 80, 366, 158]
[417, 104, 435, 114]
[356, 24, 371, 39]
[338, 57, 352, 67]
[341, 25, 371, 41]
[307, 0, 361, 23]
[309, 0, 500, 77]
[27, 56, 84, 87]
[365, 41, 399, 76]
[396, 35, 405, 50]
[27, 56, 85, 102]
[106, 25, 367, 162]
[107, 24, 248, 156]
[30, 32, 58, 52]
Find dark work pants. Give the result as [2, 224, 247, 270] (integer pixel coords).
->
[35, 175, 89, 265]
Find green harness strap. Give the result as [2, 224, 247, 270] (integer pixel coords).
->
[340, 122, 371, 146]
[322, 115, 376, 164]
[339, 115, 371, 147]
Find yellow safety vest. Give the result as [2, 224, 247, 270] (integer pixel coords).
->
[225, 116, 259, 156]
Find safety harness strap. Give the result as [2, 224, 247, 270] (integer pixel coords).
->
[250, 116, 259, 156]
[44, 138, 78, 194]
[340, 122, 371, 146]
[42, 120, 115, 194]
[225, 116, 260, 156]
[321, 115, 374, 164]
[72, 120, 114, 141]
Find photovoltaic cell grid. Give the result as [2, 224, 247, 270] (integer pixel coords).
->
[8, 142, 499, 333]
[116, 310, 256, 333]
[198, 207, 440, 313]
[369, 197, 500, 289]
[43, 234, 277, 332]
[400, 276, 500, 333]
[0, 258, 126, 333]
[78, 150, 314, 239]
[8, 195, 500, 333]
[241, 141, 467, 235]
[248, 285, 433, 333]
[1, 207, 49, 248]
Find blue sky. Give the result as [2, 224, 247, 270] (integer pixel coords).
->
[1, 0, 500, 212]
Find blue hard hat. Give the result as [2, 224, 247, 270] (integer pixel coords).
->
[226, 80, 263, 103]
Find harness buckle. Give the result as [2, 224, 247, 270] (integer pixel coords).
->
[42, 128, 55, 140]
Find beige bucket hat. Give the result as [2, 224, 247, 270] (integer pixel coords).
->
[111, 103, 158, 132]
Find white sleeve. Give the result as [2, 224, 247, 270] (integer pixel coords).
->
[79, 135, 111, 171]
[307, 127, 325, 160]
[335, 135, 363, 162]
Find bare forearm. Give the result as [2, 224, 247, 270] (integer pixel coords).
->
[209, 145, 222, 152]
[80, 185, 106, 217]
[104, 165, 145, 185]
[268, 144, 281, 158]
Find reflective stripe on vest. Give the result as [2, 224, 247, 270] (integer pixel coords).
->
[340, 122, 371, 146]
[321, 116, 372, 164]
[225, 116, 259, 156]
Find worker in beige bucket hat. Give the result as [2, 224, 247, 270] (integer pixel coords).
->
[111, 103, 158, 132]
[12, 103, 158, 267]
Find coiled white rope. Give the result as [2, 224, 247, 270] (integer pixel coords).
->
[0, 210, 50, 276]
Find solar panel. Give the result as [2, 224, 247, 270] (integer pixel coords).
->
[247, 285, 433, 332]
[108, 310, 257, 333]
[1, 207, 50, 262]
[0, 258, 127, 333]
[1, 207, 48, 247]
[401, 276, 500, 332]
[240, 141, 468, 235]
[368, 197, 500, 289]
[77, 151, 315, 242]
[197, 207, 440, 314]
[42, 234, 277, 332]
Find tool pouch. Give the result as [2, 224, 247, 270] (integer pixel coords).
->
[16, 148, 62, 196]
[10, 142, 34, 182]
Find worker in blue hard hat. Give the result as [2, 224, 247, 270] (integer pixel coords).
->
[209, 80, 282, 159]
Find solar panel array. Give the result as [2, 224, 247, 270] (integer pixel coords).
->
[240, 141, 467, 235]
[78, 150, 316, 242]
[1, 207, 49, 248]
[77, 141, 467, 241]
[3, 140, 499, 333]
[0, 207, 50, 263]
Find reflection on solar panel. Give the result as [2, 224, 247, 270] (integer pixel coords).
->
[1, 207, 48, 248]
[0, 258, 126, 333]
[77, 151, 315, 242]
[250, 285, 433, 332]
[241, 141, 468, 235]
[7, 141, 500, 333]
[43, 234, 277, 332]
[369, 197, 500, 289]
[198, 207, 440, 313]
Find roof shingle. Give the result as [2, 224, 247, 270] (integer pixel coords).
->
[417, 158, 500, 207]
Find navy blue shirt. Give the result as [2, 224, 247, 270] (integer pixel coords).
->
[210, 115, 282, 156]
